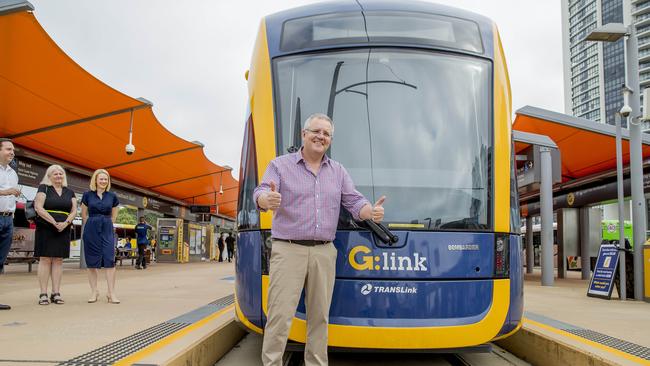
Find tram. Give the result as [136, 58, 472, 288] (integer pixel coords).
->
[235, 0, 523, 350]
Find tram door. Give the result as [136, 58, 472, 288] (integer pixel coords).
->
[156, 218, 184, 263]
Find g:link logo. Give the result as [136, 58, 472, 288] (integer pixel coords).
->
[348, 246, 427, 271]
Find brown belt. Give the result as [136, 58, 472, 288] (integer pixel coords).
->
[273, 238, 330, 246]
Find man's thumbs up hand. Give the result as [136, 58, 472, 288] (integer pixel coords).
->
[259, 181, 282, 210]
[371, 195, 386, 222]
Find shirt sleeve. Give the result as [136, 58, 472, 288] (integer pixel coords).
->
[112, 193, 120, 208]
[81, 191, 89, 206]
[37, 184, 47, 194]
[252, 160, 281, 212]
[340, 166, 370, 221]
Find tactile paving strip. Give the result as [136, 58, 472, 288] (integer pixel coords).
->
[564, 329, 650, 360]
[58, 294, 235, 366]
[525, 311, 650, 361]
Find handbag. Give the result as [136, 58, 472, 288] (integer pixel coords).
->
[20, 186, 41, 221]
[24, 200, 37, 221]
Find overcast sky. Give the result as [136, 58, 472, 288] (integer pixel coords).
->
[28, 0, 564, 176]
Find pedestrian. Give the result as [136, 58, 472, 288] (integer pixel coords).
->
[225, 233, 235, 262]
[134, 216, 152, 269]
[217, 233, 225, 262]
[33, 165, 77, 305]
[254, 113, 386, 366]
[0, 138, 19, 310]
[150, 238, 157, 262]
[81, 169, 120, 304]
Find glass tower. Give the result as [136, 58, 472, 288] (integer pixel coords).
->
[562, 0, 650, 127]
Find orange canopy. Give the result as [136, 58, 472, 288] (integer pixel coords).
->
[0, 4, 238, 218]
[513, 106, 650, 183]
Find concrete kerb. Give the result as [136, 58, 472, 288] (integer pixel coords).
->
[131, 309, 246, 366]
[496, 326, 615, 366]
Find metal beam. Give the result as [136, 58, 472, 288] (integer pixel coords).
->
[181, 186, 238, 201]
[104, 145, 202, 170]
[526, 217, 534, 274]
[148, 168, 232, 189]
[513, 130, 558, 149]
[540, 146, 554, 286]
[0, 0, 33, 16]
[8, 103, 150, 139]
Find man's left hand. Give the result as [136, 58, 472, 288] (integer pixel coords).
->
[372, 196, 386, 222]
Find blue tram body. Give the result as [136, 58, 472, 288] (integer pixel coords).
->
[236, 0, 523, 350]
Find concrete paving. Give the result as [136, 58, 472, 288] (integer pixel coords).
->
[524, 269, 650, 349]
[0, 260, 235, 365]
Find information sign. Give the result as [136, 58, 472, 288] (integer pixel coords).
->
[189, 205, 211, 214]
[587, 244, 620, 299]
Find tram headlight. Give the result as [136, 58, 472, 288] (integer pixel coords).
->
[494, 234, 509, 278]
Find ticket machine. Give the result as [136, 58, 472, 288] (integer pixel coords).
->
[156, 218, 185, 263]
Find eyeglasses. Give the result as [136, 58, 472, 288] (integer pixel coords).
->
[305, 128, 333, 138]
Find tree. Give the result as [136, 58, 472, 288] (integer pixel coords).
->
[116, 207, 137, 225]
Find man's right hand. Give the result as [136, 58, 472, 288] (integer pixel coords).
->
[1, 188, 20, 197]
[259, 181, 282, 210]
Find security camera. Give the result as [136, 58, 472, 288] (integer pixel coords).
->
[620, 104, 632, 118]
[125, 143, 136, 155]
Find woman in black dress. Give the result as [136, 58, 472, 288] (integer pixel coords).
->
[34, 165, 77, 305]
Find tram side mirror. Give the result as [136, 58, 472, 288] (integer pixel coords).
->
[245, 70, 249, 81]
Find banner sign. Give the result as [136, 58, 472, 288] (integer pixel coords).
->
[587, 244, 619, 299]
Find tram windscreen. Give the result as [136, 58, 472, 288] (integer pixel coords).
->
[273, 49, 491, 230]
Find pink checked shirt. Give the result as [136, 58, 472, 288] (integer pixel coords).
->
[253, 149, 370, 241]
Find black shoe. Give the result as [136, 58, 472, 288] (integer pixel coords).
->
[0, 303, 10, 310]
[135, 266, 142, 270]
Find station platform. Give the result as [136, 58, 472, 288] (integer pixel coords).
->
[1, 263, 649, 365]
[0, 261, 239, 366]
[498, 269, 650, 365]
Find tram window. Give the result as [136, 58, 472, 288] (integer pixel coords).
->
[237, 116, 260, 230]
[510, 141, 521, 234]
[281, 11, 483, 54]
[274, 49, 491, 230]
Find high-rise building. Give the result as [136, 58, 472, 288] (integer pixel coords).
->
[561, 0, 650, 126]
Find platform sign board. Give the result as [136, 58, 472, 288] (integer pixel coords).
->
[189, 205, 211, 214]
[587, 244, 619, 299]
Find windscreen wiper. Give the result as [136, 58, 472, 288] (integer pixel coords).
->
[287, 97, 302, 153]
[363, 219, 399, 246]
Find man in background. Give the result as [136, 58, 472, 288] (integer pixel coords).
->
[0, 138, 19, 310]
[225, 233, 235, 262]
[134, 216, 152, 269]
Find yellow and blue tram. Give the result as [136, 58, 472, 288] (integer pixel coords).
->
[235, 0, 522, 350]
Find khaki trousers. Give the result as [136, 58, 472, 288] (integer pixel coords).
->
[261, 240, 337, 366]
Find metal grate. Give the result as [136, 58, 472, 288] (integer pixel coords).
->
[58, 294, 234, 366]
[564, 329, 650, 360]
[209, 294, 235, 307]
[526, 311, 650, 361]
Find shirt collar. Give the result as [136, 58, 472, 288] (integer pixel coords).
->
[0, 164, 13, 172]
[295, 147, 330, 166]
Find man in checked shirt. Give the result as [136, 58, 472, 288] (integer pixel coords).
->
[254, 113, 386, 366]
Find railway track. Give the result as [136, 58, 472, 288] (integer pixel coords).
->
[216, 334, 530, 366]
